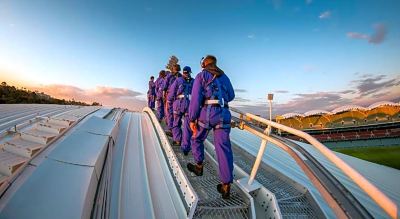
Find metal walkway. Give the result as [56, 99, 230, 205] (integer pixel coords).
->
[171, 138, 251, 218]
[230, 141, 320, 218]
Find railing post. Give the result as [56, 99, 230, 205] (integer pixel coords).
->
[248, 128, 269, 185]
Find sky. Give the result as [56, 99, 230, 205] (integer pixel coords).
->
[0, 0, 399, 115]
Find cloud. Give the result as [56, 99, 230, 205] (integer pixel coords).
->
[233, 97, 251, 102]
[232, 74, 400, 117]
[351, 74, 399, 95]
[247, 34, 255, 39]
[88, 86, 141, 98]
[274, 90, 289, 94]
[234, 88, 247, 93]
[29, 84, 146, 111]
[319, 11, 331, 19]
[339, 90, 356, 94]
[305, 0, 312, 4]
[347, 32, 369, 39]
[347, 23, 388, 45]
[369, 23, 387, 44]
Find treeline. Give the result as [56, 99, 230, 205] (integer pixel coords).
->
[0, 82, 101, 106]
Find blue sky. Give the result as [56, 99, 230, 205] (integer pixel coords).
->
[0, 0, 399, 114]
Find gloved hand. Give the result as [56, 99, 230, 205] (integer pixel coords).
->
[190, 121, 198, 137]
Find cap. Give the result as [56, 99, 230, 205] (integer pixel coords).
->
[183, 66, 192, 74]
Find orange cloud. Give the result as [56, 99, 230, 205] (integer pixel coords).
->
[28, 84, 146, 111]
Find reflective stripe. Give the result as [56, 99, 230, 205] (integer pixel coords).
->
[204, 99, 219, 104]
[177, 94, 191, 100]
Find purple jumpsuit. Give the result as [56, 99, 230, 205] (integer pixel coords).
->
[188, 69, 235, 184]
[155, 76, 165, 120]
[168, 76, 194, 151]
[147, 80, 156, 109]
[163, 72, 178, 131]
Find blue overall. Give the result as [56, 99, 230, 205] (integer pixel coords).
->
[168, 76, 193, 151]
[188, 69, 235, 184]
[163, 72, 178, 131]
[147, 80, 156, 109]
[155, 76, 165, 120]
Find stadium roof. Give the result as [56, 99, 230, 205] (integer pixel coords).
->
[304, 110, 331, 117]
[331, 105, 367, 114]
[367, 101, 400, 110]
[280, 112, 304, 119]
[278, 101, 400, 119]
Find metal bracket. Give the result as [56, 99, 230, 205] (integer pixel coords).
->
[236, 177, 262, 193]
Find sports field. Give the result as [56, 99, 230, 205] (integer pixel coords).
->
[334, 146, 400, 170]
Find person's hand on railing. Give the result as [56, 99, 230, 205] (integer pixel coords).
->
[190, 121, 198, 137]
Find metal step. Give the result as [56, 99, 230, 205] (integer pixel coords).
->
[228, 141, 321, 218]
[2, 137, 44, 158]
[171, 145, 250, 218]
[0, 150, 28, 176]
[20, 129, 58, 145]
[36, 122, 67, 134]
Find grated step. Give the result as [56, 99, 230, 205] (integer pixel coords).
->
[171, 145, 250, 219]
[2, 137, 44, 158]
[0, 150, 28, 176]
[228, 142, 318, 218]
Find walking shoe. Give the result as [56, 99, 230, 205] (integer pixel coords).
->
[187, 163, 203, 176]
[165, 130, 172, 137]
[172, 141, 181, 146]
[217, 183, 231, 199]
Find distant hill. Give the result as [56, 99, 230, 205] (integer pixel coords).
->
[0, 81, 101, 106]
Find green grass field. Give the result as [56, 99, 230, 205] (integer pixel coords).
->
[334, 145, 400, 170]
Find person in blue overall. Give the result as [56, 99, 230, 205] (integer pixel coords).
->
[163, 64, 180, 136]
[155, 70, 166, 121]
[168, 66, 194, 153]
[147, 76, 156, 109]
[187, 55, 235, 199]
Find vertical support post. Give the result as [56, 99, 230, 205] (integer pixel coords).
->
[247, 93, 275, 186]
[247, 128, 269, 185]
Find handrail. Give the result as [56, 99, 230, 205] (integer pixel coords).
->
[230, 107, 398, 219]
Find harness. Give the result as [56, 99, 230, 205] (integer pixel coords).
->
[198, 75, 231, 129]
[173, 77, 192, 115]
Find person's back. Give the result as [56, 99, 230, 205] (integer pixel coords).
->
[147, 76, 156, 109]
[187, 55, 235, 199]
[169, 66, 194, 149]
[163, 64, 181, 136]
[155, 70, 166, 120]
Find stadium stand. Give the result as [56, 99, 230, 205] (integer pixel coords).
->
[276, 101, 400, 147]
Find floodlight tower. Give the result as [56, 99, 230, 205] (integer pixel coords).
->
[267, 93, 274, 121]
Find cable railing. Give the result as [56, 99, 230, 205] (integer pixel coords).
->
[230, 107, 398, 219]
